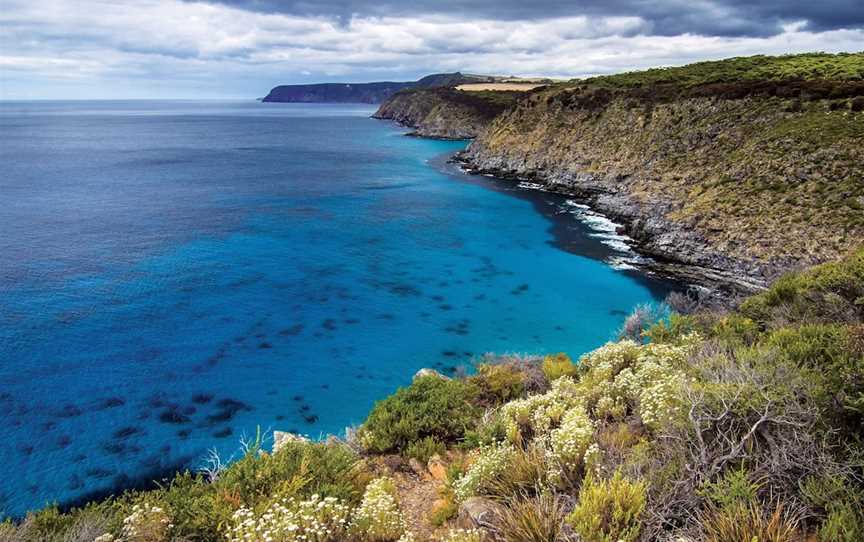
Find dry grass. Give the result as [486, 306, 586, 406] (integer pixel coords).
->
[699, 502, 804, 542]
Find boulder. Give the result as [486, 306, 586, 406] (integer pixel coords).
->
[456, 497, 504, 530]
[413, 368, 450, 381]
[427, 454, 448, 481]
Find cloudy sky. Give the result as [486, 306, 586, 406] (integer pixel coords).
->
[1, 0, 862, 99]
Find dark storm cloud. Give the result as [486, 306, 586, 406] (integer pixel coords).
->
[200, 0, 864, 37]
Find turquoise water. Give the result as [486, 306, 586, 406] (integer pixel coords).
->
[0, 101, 671, 516]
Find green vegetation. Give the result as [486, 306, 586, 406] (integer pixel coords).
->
[358, 376, 481, 454]
[581, 52, 864, 88]
[6, 244, 864, 540]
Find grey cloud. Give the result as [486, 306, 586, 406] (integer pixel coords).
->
[201, 0, 864, 37]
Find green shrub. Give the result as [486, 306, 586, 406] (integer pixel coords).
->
[802, 474, 864, 542]
[741, 248, 864, 326]
[470, 363, 525, 404]
[699, 466, 763, 511]
[359, 376, 480, 454]
[215, 439, 362, 507]
[541, 353, 577, 381]
[566, 472, 646, 542]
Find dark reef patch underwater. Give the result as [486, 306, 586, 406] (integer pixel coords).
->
[0, 101, 671, 517]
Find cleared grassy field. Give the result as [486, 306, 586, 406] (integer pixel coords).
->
[456, 82, 545, 92]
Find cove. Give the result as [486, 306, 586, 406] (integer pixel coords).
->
[0, 101, 673, 517]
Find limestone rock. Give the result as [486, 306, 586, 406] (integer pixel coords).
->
[456, 497, 504, 530]
[272, 431, 309, 454]
[413, 368, 450, 381]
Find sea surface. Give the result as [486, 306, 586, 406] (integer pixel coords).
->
[0, 100, 672, 517]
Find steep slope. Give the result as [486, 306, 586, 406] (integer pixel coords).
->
[460, 53, 864, 291]
[373, 88, 521, 139]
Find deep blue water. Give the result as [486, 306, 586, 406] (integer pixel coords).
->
[0, 100, 671, 517]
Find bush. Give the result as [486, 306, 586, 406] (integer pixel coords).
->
[350, 477, 406, 542]
[454, 443, 516, 502]
[802, 474, 864, 542]
[227, 493, 351, 542]
[542, 353, 577, 381]
[566, 472, 646, 542]
[215, 439, 363, 507]
[699, 466, 763, 511]
[359, 376, 480, 454]
[470, 363, 526, 404]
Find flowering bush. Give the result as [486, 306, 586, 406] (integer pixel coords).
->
[350, 477, 406, 541]
[454, 443, 515, 502]
[226, 493, 351, 542]
[548, 405, 594, 476]
[498, 376, 582, 445]
[117, 503, 172, 542]
[580, 338, 695, 430]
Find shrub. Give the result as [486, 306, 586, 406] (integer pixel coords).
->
[454, 443, 516, 502]
[471, 363, 526, 404]
[350, 477, 406, 542]
[215, 438, 363, 507]
[698, 501, 801, 542]
[542, 353, 577, 381]
[227, 493, 351, 542]
[548, 405, 594, 484]
[801, 474, 864, 542]
[619, 303, 667, 342]
[566, 472, 646, 542]
[359, 376, 480, 453]
[699, 466, 763, 511]
[117, 502, 172, 542]
[493, 493, 570, 542]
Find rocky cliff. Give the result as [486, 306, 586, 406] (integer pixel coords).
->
[455, 54, 864, 292]
[372, 88, 520, 139]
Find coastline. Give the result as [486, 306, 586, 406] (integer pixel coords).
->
[449, 150, 768, 300]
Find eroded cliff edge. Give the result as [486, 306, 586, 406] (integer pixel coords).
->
[372, 88, 519, 139]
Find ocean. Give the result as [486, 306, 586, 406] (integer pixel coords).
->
[0, 100, 672, 517]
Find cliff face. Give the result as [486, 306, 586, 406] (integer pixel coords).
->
[461, 82, 864, 291]
[373, 88, 520, 139]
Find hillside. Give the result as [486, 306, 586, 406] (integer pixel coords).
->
[7, 249, 864, 541]
[262, 73, 495, 104]
[373, 88, 521, 139]
[461, 52, 864, 292]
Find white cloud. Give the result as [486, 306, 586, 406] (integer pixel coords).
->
[0, 0, 861, 98]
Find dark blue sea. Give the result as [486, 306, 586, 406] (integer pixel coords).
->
[0, 100, 672, 517]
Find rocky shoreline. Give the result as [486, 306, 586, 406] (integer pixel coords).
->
[449, 150, 769, 297]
